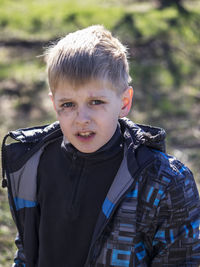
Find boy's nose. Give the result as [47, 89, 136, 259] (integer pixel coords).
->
[75, 108, 91, 125]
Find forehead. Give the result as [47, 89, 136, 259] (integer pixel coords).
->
[54, 79, 118, 97]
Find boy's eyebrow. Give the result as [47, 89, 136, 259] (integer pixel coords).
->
[58, 95, 107, 102]
[88, 95, 107, 99]
[58, 98, 73, 102]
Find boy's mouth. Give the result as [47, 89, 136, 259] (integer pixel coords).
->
[76, 131, 95, 138]
[78, 132, 94, 137]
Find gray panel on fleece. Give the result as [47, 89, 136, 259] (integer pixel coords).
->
[106, 148, 133, 204]
[9, 147, 44, 201]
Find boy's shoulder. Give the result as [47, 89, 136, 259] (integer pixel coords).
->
[6, 121, 61, 144]
[139, 148, 199, 210]
[150, 148, 194, 186]
[2, 121, 62, 172]
[120, 118, 195, 191]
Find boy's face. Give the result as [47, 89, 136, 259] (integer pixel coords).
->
[51, 79, 133, 153]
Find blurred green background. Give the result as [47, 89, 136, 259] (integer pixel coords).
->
[0, 0, 200, 265]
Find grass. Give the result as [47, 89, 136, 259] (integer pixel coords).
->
[0, 0, 124, 41]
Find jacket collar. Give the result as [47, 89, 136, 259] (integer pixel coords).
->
[6, 117, 166, 153]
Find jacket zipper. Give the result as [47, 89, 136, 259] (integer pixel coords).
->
[85, 157, 156, 267]
[70, 152, 85, 209]
[70, 152, 78, 207]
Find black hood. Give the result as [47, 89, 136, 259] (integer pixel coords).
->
[119, 117, 166, 153]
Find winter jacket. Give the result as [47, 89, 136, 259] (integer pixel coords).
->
[2, 117, 200, 266]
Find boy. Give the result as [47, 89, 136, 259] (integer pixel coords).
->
[2, 25, 200, 266]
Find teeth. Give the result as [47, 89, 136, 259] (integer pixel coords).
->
[79, 132, 93, 137]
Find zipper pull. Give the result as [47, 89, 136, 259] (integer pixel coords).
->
[73, 152, 77, 160]
[1, 133, 10, 188]
[2, 178, 7, 188]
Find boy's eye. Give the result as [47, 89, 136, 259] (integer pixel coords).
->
[61, 102, 75, 108]
[90, 100, 105, 105]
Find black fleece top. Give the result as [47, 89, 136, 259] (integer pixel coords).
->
[36, 126, 124, 267]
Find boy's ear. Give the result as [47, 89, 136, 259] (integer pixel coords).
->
[119, 87, 133, 118]
[49, 92, 57, 112]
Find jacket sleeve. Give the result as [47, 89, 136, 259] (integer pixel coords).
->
[7, 194, 26, 266]
[11, 203, 40, 267]
[12, 234, 26, 267]
[151, 167, 200, 266]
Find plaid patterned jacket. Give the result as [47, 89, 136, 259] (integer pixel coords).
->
[2, 118, 200, 266]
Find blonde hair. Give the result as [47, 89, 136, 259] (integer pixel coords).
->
[45, 25, 132, 94]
